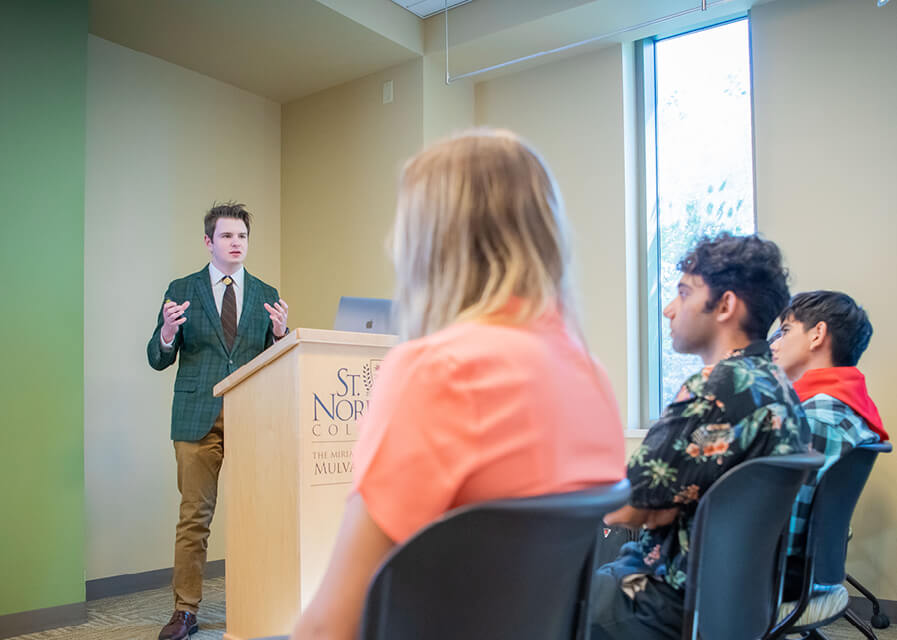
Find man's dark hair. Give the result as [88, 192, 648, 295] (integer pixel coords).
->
[204, 201, 252, 239]
[678, 232, 790, 341]
[779, 290, 873, 367]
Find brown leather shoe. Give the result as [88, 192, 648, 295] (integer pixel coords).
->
[158, 610, 198, 640]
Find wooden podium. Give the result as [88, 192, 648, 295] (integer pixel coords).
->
[213, 328, 397, 640]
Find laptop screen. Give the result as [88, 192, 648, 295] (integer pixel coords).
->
[333, 297, 396, 335]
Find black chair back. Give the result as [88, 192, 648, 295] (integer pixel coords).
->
[766, 442, 892, 639]
[358, 481, 631, 640]
[809, 442, 891, 585]
[683, 452, 824, 640]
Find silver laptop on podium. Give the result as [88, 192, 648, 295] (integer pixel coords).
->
[333, 296, 396, 335]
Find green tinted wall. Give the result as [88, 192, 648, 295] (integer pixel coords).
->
[0, 0, 87, 616]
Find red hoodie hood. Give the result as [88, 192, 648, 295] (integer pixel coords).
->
[793, 367, 888, 441]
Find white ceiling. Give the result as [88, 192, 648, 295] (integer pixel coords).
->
[88, 0, 422, 103]
[89, 0, 787, 105]
[390, 0, 473, 19]
[425, 0, 780, 83]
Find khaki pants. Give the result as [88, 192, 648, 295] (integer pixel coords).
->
[172, 414, 224, 614]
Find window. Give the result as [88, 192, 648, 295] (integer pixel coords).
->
[639, 19, 757, 418]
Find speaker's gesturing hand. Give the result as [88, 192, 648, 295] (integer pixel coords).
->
[161, 300, 190, 344]
[265, 298, 289, 338]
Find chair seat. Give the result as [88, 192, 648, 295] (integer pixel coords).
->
[776, 584, 849, 627]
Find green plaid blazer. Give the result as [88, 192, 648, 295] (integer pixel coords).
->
[147, 265, 281, 441]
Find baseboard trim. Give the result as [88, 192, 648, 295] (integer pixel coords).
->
[0, 562, 226, 638]
[849, 595, 897, 623]
[0, 601, 87, 640]
[85, 559, 225, 601]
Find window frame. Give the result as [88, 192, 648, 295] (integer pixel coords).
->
[634, 16, 758, 427]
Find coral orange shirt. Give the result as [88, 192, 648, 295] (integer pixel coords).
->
[351, 308, 626, 544]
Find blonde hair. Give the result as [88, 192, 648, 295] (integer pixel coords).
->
[391, 128, 579, 341]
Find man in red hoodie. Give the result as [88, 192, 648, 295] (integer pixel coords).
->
[770, 290, 888, 560]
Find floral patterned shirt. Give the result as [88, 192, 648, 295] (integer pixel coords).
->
[625, 340, 810, 590]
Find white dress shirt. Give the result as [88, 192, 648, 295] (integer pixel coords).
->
[208, 263, 245, 323]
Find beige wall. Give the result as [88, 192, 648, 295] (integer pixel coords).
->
[752, 0, 897, 598]
[84, 35, 281, 580]
[475, 47, 634, 425]
[280, 59, 424, 330]
[422, 51, 475, 145]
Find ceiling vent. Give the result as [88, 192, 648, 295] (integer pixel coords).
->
[390, 0, 472, 19]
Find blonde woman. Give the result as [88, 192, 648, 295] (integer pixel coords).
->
[290, 129, 626, 640]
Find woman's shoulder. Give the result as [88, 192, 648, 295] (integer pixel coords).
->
[376, 327, 464, 383]
[382, 321, 539, 376]
[420, 319, 560, 359]
[385, 322, 488, 366]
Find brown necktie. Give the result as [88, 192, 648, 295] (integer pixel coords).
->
[221, 276, 237, 351]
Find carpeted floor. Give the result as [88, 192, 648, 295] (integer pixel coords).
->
[823, 617, 896, 640]
[5, 576, 894, 639]
[9, 578, 226, 640]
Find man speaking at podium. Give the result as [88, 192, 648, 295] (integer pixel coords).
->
[147, 202, 289, 640]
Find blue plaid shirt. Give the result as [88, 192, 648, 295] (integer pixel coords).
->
[786, 393, 880, 556]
